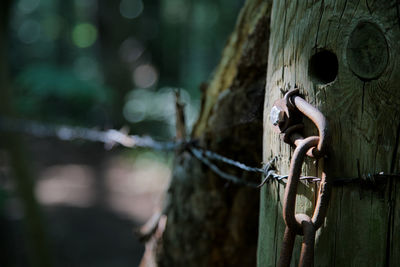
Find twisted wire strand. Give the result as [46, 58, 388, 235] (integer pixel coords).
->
[0, 116, 397, 187]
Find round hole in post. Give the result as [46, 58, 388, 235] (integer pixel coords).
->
[346, 21, 388, 81]
[308, 50, 339, 85]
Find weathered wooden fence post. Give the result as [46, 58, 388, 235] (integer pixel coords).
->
[259, 0, 400, 266]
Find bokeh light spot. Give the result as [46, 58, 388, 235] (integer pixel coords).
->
[72, 23, 98, 48]
[163, 0, 188, 24]
[119, 0, 143, 19]
[74, 56, 100, 81]
[122, 87, 199, 135]
[133, 64, 158, 88]
[18, 19, 41, 44]
[36, 164, 95, 208]
[123, 98, 147, 123]
[119, 37, 144, 63]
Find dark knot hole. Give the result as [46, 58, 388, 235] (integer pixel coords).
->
[309, 50, 338, 85]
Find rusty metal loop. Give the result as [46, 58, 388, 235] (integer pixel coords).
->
[291, 96, 328, 158]
[278, 136, 330, 267]
[282, 136, 331, 232]
[279, 214, 316, 267]
[283, 136, 318, 232]
[296, 214, 316, 267]
[278, 227, 296, 267]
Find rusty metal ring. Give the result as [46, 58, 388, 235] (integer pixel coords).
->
[282, 136, 330, 234]
[291, 96, 328, 158]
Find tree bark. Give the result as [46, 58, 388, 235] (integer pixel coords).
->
[259, 0, 400, 266]
[157, 0, 272, 266]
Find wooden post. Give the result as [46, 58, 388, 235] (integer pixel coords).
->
[259, 0, 400, 266]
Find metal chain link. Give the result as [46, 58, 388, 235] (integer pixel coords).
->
[270, 89, 331, 267]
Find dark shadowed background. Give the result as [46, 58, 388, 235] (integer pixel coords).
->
[0, 0, 244, 266]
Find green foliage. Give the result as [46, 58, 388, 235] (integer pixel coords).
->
[13, 64, 113, 125]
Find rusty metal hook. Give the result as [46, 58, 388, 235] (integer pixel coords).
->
[269, 89, 328, 158]
[291, 96, 328, 158]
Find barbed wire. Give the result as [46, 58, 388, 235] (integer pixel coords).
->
[0, 116, 397, 188]
[0, 117, 181, 150]
[0, 116, 295, 187]
[0, 116, 283, 187]
[189, 147, 260, 188]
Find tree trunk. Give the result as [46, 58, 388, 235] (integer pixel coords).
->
[157, 0, 272, 266]
[259, 0, 400, 266]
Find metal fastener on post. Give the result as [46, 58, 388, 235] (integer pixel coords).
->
[269, 89, 331, 267]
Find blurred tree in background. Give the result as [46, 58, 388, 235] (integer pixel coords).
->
[8, 0, 243, 137]
[0, 0, 247, 267]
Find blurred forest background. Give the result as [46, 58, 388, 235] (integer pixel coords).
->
[0, 0, 244, 266]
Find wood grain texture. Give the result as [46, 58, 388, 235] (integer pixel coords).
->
[259, 0, 400, 266]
